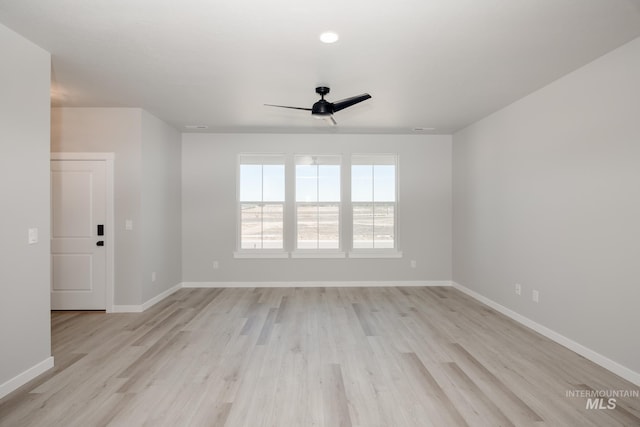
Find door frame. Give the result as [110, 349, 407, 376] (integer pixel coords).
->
[51, 152, 115, 312]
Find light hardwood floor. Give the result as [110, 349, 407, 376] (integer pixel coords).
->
[1, 287, 638, 426]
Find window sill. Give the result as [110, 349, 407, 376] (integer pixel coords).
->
[233, 251, 289, 259]
[291, 251, 346, 259]
[233, 250, 402, 259]
[348, 250, 403, 259]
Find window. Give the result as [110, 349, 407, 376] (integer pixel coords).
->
[236, 152, 400, 259]
[351, 155, 397, 250]
[238, 155, 285, 251]
[295, 155, 341, 250]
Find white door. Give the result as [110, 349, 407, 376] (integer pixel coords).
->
[51, 160, 107, 310]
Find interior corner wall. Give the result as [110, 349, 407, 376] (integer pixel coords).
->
[0, 24, 52, 390]
[452, 37, 640, 375]
[182, 133, 452, 283]
[140, 111, 182, 301]
[51, 107, 144, 305]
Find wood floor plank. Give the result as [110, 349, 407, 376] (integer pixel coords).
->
[1, 287, 638, 427]
[449, 342, 543, 423]
[323, 363, 352, 427]
[401, 352, 470, 427]
[443, 362, 514, 427]
[256, 307, 278, 345]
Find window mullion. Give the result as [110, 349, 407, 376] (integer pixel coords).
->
[316, 164, 320, 249]
[260, 165, 264, 249]
[259, 203, 263, 249]
[371, 165, 376, 248]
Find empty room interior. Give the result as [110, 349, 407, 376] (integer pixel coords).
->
[1, 1, 639, 426]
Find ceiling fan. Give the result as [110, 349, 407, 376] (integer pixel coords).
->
[265, 86, 371, 125]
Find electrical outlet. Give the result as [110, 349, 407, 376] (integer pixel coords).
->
[532, 290, 539, 303]
[410, 260, 416, 268]
[515, 283, 521, 295]
[213, 261, 219, 269]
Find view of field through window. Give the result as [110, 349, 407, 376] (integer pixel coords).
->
[352, 203, 395, 248]
[296, 156, 341, 249]
[240, 203, 284, 249]
[239, 154, 396, 250]
[239, 203, 394, 249]
[352, 157, 396, 249]
[239, 156, 285, 249]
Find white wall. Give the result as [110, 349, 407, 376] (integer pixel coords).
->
[182, 133, 452, 283]
[0, 24, 52, 394]
[453, 37, 640, 376]
[141, 111, 182, 301]
[52, 108, 144, 305]
[51, 108, 182, 306]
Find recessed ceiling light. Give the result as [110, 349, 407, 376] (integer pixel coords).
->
[320, 31, 339, 44]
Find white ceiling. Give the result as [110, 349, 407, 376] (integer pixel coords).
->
[1, 0, 640, 134]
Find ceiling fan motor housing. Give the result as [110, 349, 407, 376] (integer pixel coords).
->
[312, 100, 333, 116]
[312, 87, 333, 116]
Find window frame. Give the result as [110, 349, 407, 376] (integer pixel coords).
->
[233, 152, 402, 260]
[349, 154, 402, 258]
[234, 154, 288, 259]
[292, 154, 345, 258]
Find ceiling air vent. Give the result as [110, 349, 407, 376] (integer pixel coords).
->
[184, 125, 209, 130]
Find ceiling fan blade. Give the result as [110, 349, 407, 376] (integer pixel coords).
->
[332, 93, 371, 113]
[264, 104, 312, 111]
[329, 115, 337, 126]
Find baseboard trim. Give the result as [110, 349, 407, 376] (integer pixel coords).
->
[181, 280, 453, 288]
[141, 283, 182, 311]
[112, 283, 182, 313]
[452, 281, 640, 387]
[0, 356, 54, 400]
[111, 305, 143, 313]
